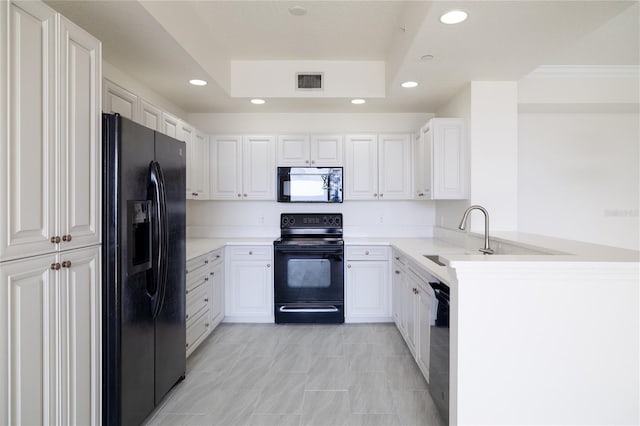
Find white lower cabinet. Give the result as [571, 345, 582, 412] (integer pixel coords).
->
[345, 245, 392, 322]
[0, 246, 101, 425]
[225, 246, 273, 322]
[393, 249, 436, 382]
[185, 248, 223, 357]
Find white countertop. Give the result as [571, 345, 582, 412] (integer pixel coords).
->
[186, 231, 639, 284]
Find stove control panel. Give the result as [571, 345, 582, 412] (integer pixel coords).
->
[281, 213, 342, 229]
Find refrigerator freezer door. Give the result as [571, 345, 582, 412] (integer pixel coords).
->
[153, 132, 186, 404]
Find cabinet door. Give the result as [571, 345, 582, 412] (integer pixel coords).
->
[420, 124, 433, 198]
[345, 260, 390, 321]
[225, 260, 272, 319]
[178, 122, 195, 199]
[1, 1, 57, 261]
[58, 246, 101, 425]
[392, 260, 405, 333]
[190, 130, 209, 199]
[311, 134, 343, 166]
[0, 253, 57, 425]
[416, 284, 432, 380]
[345, 135, 378, 200]
[243, 135, 275, 200]
[162, 112, 179, 139]
[413, 130, 428, 199]
[209, 135, 242, 200]
[103, 79, 137, 122]
[404, 275, 418, 355]
[432, 118, 467, 199]
[59, 16, 101, 251]
[277, 134, 309, 166]
[210, 260, 224, 326]
[139, 98, 162, 131]
[378, 134, 412, 200]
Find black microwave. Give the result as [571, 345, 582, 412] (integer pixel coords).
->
[277, 167, 343, 203]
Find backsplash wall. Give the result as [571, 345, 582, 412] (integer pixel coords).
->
[187, 200, 436, 238]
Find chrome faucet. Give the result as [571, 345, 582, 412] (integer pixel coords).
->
[458, 205, 494, 255]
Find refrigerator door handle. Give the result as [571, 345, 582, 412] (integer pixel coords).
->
[156, 161, 170, 318]
[149, 161, 169, 319]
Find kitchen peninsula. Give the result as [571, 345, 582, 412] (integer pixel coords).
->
[186, 228, 639, 425]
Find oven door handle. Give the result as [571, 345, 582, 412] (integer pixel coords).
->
[274, 246, 344, 254]
[279, 306, 339, 313]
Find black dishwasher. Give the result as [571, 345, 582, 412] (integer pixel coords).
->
[429, 282, 450, 424]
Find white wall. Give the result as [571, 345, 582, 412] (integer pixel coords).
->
[187, 112, 436, 238]
[518, 112, 639, 250]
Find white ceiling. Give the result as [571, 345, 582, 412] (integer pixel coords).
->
[46, 0, 639, 114]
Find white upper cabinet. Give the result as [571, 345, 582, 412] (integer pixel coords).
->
[1, 1, 101, 262]
[209, 135, 243, 200]
[243, 135, 276, 200]
[345, 134, 379, 200]
[162, 112, 179, 139]
[103, 79, 137, 121]
[378, 134, 412, 200]
[415, 118, 468, 200]
[190, 129, 209, 199]
[345, 134, 412, 200]
[139, 98, 162, 131]
[277, 134, 343, 166]
[58, 15, 102, 252]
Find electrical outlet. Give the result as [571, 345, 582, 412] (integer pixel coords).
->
[379, 216, 384, 224]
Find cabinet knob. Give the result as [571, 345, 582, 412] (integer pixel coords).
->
[210, 272, 214, 276]
[365, 251, 369, 255]
[61, 260, 72, 268]
[50, 263, 61, 271]
[243, 193, 247, 197]
[311, 160, 315, 164]
[305, 160, 310, 164]
[347, 264, 351, 268]
[62, 234, 72, 242]
[204, 260, 209, 264]
[249, 251, 253, 255]
[186, 289, 190, 294]
[192, 192, 198, 197]
[186, 314, 190, 320]
[418, 193, 424, 197]
[373, 193, 377, 197]
[186, 343, 189, 348]
[394, 256, 400, 260]
[205, 323, 210, 327]
[216, 255, 220, 259]
[51, 236, 61, 244]
[379, 193, 383, 197]
[266, 264, 271, 268]
[395, 270, 400, 274]
[237, 194, 241, 198]
[204, 298, 209, 302]
[204, 277, 209, 281]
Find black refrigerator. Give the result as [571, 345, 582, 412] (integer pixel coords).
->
[102, 113, 186, 426]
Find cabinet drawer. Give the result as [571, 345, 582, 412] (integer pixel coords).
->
[346, 246, 389, 261]
[187, 253, 211, 274]
[186, 267, 209, 293]
[208, 249, 223, 266]
[227, 246, 272, 260]
[186, 283, 209, 325]
[186, 309, 210, 353]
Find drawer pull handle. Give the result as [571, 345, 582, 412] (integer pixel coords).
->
[395, 270, 400, 274]
[204, 260, 209, 264]
[365, 251, 369, 255]
[249, 251, 253, 255]
[186, 314, 190, 320]
[205, 323, 210, 327]
[210, 272, 214, 276]
[204, 277, 209, 281]
[204, 298, 209, 302]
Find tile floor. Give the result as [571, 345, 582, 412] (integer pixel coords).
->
[146, 323, 446, 426]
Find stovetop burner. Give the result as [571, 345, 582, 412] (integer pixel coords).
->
[278, 213, 343, 242]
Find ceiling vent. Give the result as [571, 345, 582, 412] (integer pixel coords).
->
[296, 72, 323, 90]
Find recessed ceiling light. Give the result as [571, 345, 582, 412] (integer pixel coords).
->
[288, 5, 307, 16]
[351, 99, 366, 105]
[420, 54, 434, 61]
[440, 10, 468, 24]
[401, 81, 419, 88]
[189, 79, 207, 86]
[250, 98, 266, 105]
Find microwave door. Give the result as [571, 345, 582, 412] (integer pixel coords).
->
[290, 174, 328, 202]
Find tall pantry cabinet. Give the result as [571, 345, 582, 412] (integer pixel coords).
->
[0, 1, 102, 424]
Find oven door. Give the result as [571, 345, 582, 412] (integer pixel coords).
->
[274, 244, 344, 323]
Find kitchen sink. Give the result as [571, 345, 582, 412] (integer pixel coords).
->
[423, 255, 447, 266]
